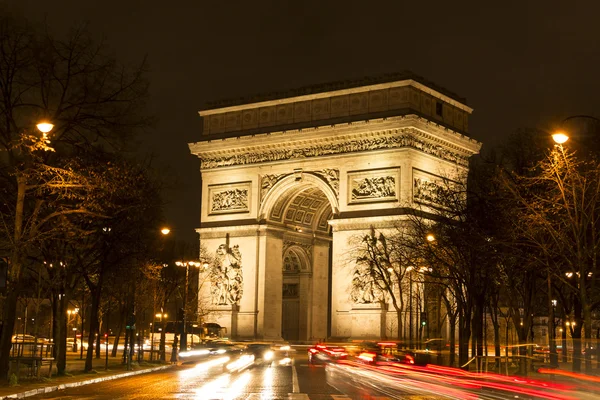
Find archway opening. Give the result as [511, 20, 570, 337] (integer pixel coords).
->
[267, 184, 333, 341]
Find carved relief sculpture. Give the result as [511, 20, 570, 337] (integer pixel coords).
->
[350, 267, 384, 304]
[351, 176, 396, 202]
[413, 169, 462, 208]
[210, 244, 244, 305]
[200, 130, 470, 169]
[413, 178, 444, 205]
[282, 283, 299, 298]
[260, 174, 285, 200]
[211, 188, 248, 212]
[314, 169, 340, 196]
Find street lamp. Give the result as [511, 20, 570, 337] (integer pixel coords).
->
[406, 266, 414, 348]
[36, 121, 54, 133]
[552, 132, 569, 144]
[175, 260, 209, 351]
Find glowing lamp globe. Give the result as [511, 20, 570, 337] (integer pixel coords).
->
[36, 122, 54, 133]
[552, 133, 569, 144]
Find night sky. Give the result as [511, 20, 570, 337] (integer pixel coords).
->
[7, 0, 600, 242]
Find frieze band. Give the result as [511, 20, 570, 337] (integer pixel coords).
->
[200, 130, 469, 169]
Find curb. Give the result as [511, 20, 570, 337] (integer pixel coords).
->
[1, 364, 173, 399]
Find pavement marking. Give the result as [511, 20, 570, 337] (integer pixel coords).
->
[287, 394, 309, 399]
[292, 359, 300, 393]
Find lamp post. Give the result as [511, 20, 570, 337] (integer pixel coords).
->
[175, 260, 208, 352]
[545, 132, 570, 367]
[156, 312, 167, 362]
[406, 266, 414, 349]
[67, 308, 78, 352]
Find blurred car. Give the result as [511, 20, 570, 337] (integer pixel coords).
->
[356, 342, 416, 366]
[11, 334, 36, 343]
[308, 344, 348, 364]
[246, 343, 275, 365]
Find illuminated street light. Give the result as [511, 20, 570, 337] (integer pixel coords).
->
[426, 234, 436, 242]
[36, 122, 54, 134]
[160, 227, 171, 235]
[552, 132, 569, 144]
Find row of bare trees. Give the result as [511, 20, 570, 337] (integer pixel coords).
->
[0, 16, 202, 381]
[351, 126, 600, 374]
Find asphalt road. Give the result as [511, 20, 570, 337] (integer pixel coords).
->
[22, 347, 600, 400]
[25, 350, 398, 400]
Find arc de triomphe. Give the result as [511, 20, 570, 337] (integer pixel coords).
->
[188, 74, 481, 341]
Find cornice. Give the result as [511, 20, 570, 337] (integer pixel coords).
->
[329, 215, 412, 232]
[189, 115, 481, 170]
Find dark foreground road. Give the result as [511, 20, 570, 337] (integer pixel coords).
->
[25, 351, 401, 400]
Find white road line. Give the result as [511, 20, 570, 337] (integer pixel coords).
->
[287, 394, 309, 399]
[292, 359, 300, 393]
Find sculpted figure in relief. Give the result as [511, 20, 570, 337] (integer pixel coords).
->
[211, 189, 248, 212]
[201, 132, 468, 169]
[350, 268, 384, 304]
[210, 244, 243, 305]
[352, 176, 396, 201]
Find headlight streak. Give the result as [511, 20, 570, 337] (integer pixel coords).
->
[226, 354, 255, 372]
[330, 361, 580, 400]
[179, 356, 230, 380]
[189, 364, 251, 399]
[279, 357, 291, 365]
[261, 363, 273, 399]
[179, 349, 210, 358]
[192, 373, 230, 399]
[223, 371, 251, 400]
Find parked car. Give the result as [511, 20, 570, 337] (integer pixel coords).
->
[11, 334, 36, 343]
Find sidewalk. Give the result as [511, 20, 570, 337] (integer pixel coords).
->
[0, 352, 172, 399]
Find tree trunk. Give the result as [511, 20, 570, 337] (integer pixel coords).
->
[55, 292, 69, 376]
[85, 286, 101, 372]
[95, 324, 102, 359]
[111, 311, 124, 357]
[492, 314, 501, 370]
[448, 311, 457, 367]
[0, 288, 18, 380]
[458, 309, 471, 369]
[122, 328, 129, 364]
[572, 299, 583, 372]
[0, 180, 26, 380]
[396, 309, 403, 341]
[160, 326, 167, 363]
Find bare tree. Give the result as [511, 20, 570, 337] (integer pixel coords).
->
[0, 16, 150, 379]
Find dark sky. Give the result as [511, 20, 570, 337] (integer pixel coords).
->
[7, 0, 600, 242]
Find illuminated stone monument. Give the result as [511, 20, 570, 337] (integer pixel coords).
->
[189, 73, 481, 340]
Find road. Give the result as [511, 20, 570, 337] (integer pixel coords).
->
[24, 347, 599, 400]
[27, 350, 399, 400]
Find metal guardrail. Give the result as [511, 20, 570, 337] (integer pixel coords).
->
[462, 354, 546, 375]
[9, 342, 55, 378]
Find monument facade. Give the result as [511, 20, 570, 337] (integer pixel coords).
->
[189, 73, 481, 341]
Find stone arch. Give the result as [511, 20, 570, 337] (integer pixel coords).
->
[258, 172, 339, 222]
[283, 246, 310, 273]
